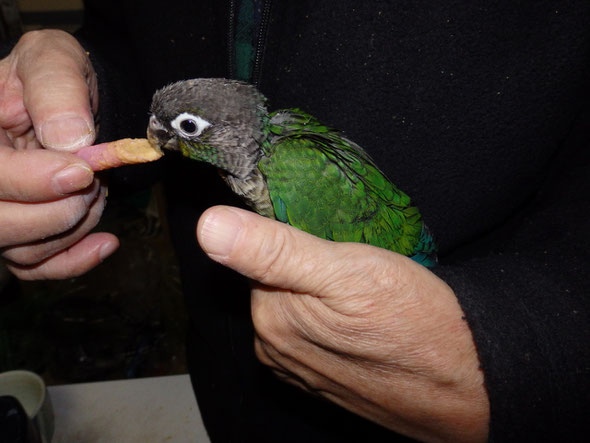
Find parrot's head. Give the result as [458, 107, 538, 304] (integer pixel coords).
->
[148, 78, 268, 179]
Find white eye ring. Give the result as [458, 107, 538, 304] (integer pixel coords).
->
[171, 112, 211, 137]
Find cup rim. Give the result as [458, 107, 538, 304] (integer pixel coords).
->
[0, 370, 47, 417]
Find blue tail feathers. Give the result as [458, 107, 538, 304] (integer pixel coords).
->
[411, 224, 438, 268]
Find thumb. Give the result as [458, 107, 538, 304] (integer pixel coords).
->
[16, 30, 96, 151]
[197, 205, 347, 294]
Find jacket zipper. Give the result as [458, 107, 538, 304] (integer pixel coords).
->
[228, 0, 236, 79]
[228, 0, 271, 86]
[251, 0, 272, 87]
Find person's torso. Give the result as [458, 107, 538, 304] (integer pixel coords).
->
[85, 0, 590, 254]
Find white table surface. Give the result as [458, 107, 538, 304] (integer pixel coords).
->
[48, 374, 210, 442]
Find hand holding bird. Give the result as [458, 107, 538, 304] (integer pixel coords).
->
[148, 79, 489, 440]
[197, 205, 489, 442]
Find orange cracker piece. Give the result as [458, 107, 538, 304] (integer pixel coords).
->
[76, 138, 164, 171]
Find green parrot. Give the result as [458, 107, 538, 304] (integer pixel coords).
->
[147, 78, 437, 267]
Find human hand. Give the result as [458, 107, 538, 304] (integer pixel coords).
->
[0, 30, 118, 279]
[197, 206, 490, 443]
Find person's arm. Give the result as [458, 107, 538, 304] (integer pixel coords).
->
[432, 112, 590, 442]
[0, 30, 118, 279]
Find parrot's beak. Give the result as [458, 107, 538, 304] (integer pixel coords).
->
[147, 115, 179, 151]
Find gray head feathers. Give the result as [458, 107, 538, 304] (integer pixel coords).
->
[149, 78, 269, 179]
[150, 78, 267, 129]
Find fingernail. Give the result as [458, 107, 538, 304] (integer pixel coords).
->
[99, 241, 118, 262]
[53, 164, 94, 194]
[199, 208, 243, 258]
[39, 117, 94, 151]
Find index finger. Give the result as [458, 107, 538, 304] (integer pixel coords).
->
[16, 30, 96, 151]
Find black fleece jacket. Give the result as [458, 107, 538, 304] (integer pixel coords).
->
[74, 1, 590, 441]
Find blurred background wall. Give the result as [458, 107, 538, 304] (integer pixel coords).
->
[0, 0, 84, 41]
[18, 0, 84, 33]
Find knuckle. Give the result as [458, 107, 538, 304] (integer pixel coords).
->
[3, 255, 42, 280]
[253, 337, 275, 367]
[251, 293, 299, 355]
[0, 189, 100, 262]
[17, 30, 86, 75]
[6, 255, 84, 281]
[0, 68, 24, 127]
[84, 205, 102, 230]
[2, 246, 45, 266]
[254, 333, 290, 374]
[18, 29, 69, 48]
[0, 203, 83, 249]
[6, 262, 51, 281]
[24, 195, 90, 240]
[251, 300, 277, 342]
[16, 30, 44, 48]
[16, 30, 62, 58]
[250, 227, 294, 283]
[61, 194, 93, 227]
[3, 264, 32, 280]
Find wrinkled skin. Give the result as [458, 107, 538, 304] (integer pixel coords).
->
[198, 206, 489, 442]
[0, 30, 118, 279]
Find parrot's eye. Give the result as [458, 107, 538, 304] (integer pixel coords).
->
[171, 112, 211, 137]
[180, 119, 197, 134]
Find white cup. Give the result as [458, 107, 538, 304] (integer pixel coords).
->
[0, 370, 54, 442]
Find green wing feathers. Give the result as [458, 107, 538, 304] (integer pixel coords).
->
[259, 110, 436, 265]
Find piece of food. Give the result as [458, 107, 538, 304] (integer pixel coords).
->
[76, 138, 163, 171]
